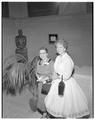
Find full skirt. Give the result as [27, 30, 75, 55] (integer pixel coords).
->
[45, 77, 90, 118]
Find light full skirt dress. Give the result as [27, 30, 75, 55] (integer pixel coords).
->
[45, 53, 90, 118]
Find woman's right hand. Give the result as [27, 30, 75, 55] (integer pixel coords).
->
[36, 73, 39, 79]
[36, 73, 43, 82]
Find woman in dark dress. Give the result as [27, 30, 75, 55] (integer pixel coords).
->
[36, 47, 54, 118]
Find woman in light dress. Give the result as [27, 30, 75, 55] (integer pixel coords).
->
[45, 40, 90, 118]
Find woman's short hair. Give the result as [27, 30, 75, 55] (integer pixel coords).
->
[55, 39, 68, 50]
[39, 47, 48, 53]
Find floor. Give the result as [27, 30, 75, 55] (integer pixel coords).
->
[2, 67, 93, 118]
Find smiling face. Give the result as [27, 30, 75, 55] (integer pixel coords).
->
[56, 43, 66, 55]
[39, 49, 48, 60]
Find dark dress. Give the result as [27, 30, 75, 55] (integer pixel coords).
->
[36, 59, 54, 113]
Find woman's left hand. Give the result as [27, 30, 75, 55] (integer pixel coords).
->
[41, 76, 49, 83]
[37, 76, 49, 82]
